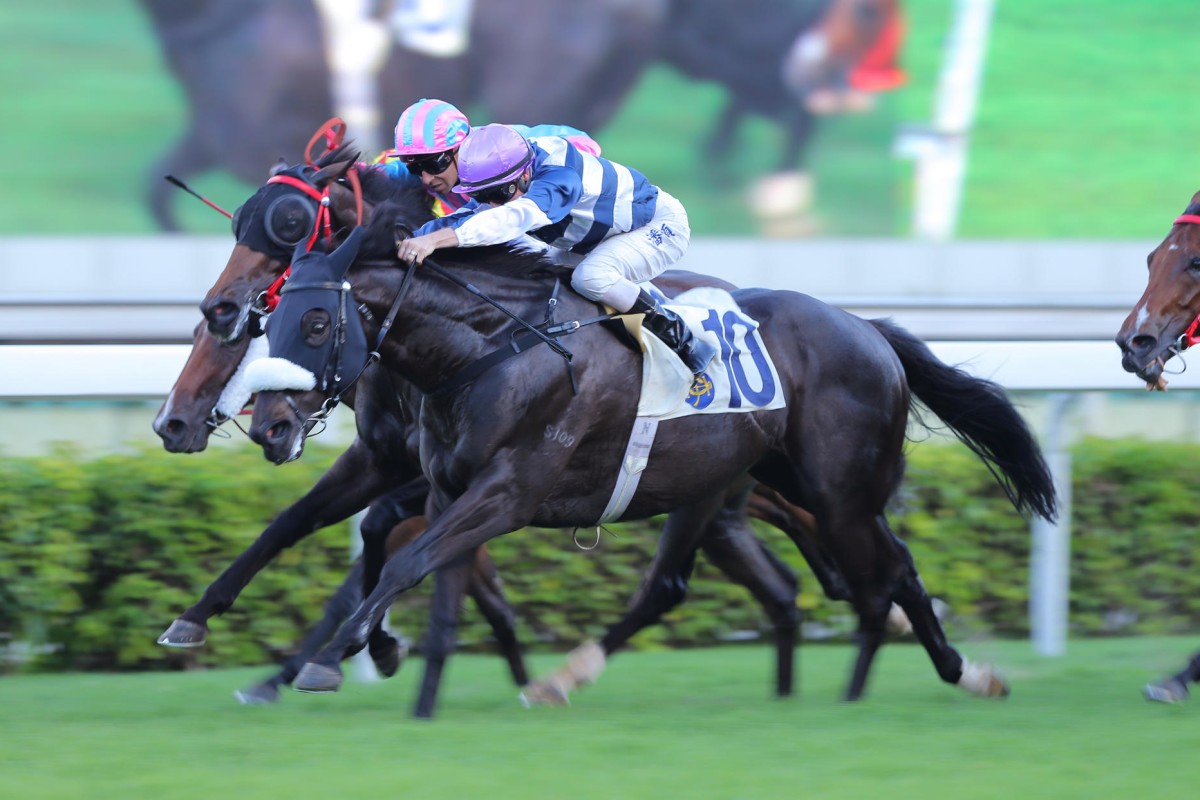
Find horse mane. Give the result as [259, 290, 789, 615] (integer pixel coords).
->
[359, 197, 569, 282]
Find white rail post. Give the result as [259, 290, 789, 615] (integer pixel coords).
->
[895, 0, 996, 240]
[1029, 392, 1075, 656]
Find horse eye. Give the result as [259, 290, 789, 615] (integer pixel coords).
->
[1190, 257, 1200, 272]
[301, 309, 332, 345]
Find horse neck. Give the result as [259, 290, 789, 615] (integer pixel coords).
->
[353, 261, 575, 394]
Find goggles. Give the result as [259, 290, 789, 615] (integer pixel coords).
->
[467, 181, 522, 206]
[401, 150, 456, 176]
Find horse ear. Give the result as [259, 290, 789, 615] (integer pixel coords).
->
[313, 155, 361, 187]
[329, 227, 365, 277]
[269, 157, 289, 177]
[329, 180, 371, 228]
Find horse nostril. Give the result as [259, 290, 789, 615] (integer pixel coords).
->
[164, 419, 186, 436]
[1130, 334, 1157, 355]
[266, 421, 290, 443]
[203, 301, 240, 330]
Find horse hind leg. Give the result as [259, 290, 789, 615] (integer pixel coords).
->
[148, 128, 212, 232]
[1144, 650, 1200, 704]
[466, 547, 529, 688]
[885, 520, 1008, 698]
[520, 498, 722, 707]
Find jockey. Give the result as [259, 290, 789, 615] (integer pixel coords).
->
[395, 123, 717, 375]
[377, 97, 600, 219]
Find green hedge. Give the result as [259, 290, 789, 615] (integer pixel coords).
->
[2, 438, 1197, 672]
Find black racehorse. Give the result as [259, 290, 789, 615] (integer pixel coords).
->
[139, 0, 886, 230]
[155, 143, 873, 716]
[154, 325, 528, 706]
[243, 188, 1057, 712]
[1116, 190, 1200, 703]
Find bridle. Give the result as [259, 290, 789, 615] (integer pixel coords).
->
[280, 241, 617, 433]
[1169, 213, 1200, 353]
[247, 118, 366, 323]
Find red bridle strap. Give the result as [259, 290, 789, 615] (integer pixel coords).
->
[266, 173, 333, 251]
[260, 167, 365, 312]
[1172, 214, 1200, 348]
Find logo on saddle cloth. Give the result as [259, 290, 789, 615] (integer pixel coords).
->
[630, 286, 787, 420]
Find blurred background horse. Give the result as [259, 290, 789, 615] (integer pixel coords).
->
[140, 0, 903, 234]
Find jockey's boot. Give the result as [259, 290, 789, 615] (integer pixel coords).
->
[630, 289, 716, 375]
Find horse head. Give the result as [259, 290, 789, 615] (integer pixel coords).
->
[782, 0, 897, 113]
[199, 143, 364, 342]
[152, 321, 263, 452]
[1116, 191, 1200, 389]
[242, 228, 372, 463]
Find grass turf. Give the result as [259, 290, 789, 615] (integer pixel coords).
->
[1, 637, 1196, 799]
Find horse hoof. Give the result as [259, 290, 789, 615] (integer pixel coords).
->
[885, 603, 913, 635]
[518, 680, 570, 708]
[369, 636, 410, 679]
[234, 683, 280, 706]
[958, 661, 1010, 698]
[157, 618, 207, 648]
[294, 663, 344, 693]
[1144, 678, 1189, 704]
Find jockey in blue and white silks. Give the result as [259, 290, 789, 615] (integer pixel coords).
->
[397, 123, 715, 374]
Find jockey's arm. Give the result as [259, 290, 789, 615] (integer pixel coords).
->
[402, 163, 582, 262]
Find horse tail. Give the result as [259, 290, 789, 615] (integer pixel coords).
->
[870, 318, 1059, 522]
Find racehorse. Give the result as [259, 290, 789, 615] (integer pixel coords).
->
[1115, 191, 1200, 702]
[244, 190, 1057, 711]
[140, 0, 896, 231]
[154, 327, 528, 706]
[155, 143, 863, 715]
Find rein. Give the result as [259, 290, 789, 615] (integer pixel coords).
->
[309, 251, 615, 419]
[392, 228, 620, 397]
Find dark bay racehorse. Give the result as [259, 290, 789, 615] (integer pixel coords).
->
[154, 325, 527, 705]
[246, 195, 1057, 711]
[1115, 191, 1200, 702]
[155, 144, 861, 715]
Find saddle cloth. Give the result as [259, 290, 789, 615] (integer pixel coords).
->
[595, 285, 786, 524]
[627, 285, 787, 420]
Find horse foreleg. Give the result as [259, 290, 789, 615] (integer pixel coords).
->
[412, 554, 473, 719]
[361, 485, 428, 677]
[158, 441, 396, 648]
[745, 107, 819, 236]
[704, 99, 744, 186]
[233, 558, 368, 705]
[293, 471, 532, 701]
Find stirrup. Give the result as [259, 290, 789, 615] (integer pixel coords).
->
[675, 336, 716, 375]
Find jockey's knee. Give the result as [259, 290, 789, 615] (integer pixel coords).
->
[571, 264, 640, 312]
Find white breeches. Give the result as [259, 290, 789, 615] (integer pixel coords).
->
[569, 189, 691, 312]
